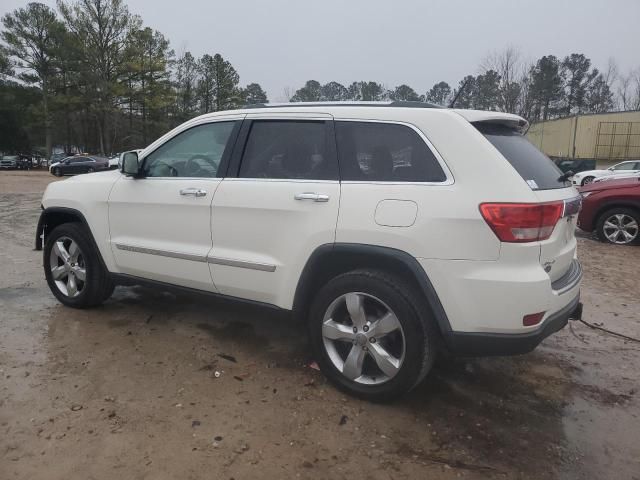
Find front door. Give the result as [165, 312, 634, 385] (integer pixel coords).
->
[108, 118, 242, 291]
[209, 114, 340, 307]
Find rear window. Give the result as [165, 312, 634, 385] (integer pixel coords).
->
[475, 123, 566, 190]
[335, 121, 447, 182]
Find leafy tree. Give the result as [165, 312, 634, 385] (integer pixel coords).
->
[562, 53, 597, 115]
[473, 70, 501, 111]
[451, 76, 476, 109]
[125, 27, 173, 144]
[2, 2, 66, 157]
[173, 51, 199, 122]
[58, 0, 140, 154]
[587, 73, 614, 113]
[241, 82, 267, 104]
[390, 84, 422, 102]
[291, 80, 322, 102]
[529, 55, 565, 121]
[347, 81, 386, 101]
[426, 81, 451, 106]
[197, 53, 240, 112]
[320, 81, 348, 101]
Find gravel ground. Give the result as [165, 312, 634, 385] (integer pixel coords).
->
[1, 170, 639, 480]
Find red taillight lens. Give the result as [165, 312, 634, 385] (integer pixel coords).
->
[479, 202, 564, 243]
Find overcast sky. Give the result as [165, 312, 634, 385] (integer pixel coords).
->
[2, 0, 639, 100]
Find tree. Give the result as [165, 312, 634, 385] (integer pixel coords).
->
[241, 82, 267, 104]
[561, 53, 597, 115]
[320, 81, 348, 101]
[291, 80, 322, 102]
[197, 53, 240, 112]
[481, 47, 522, 113]
[347, 81, 386, 101]
[58, 0, 140, 154]
[389, 84, 422, 102]
[473, 70, 501, 111]
[426, 81, 451, 106]
[451, 76, 476, 109]
[0, 45, 13, 79]
[2, 2, 66, 157]
[173, 51, 199, 122]
[529, 55, 564, 121]
[587, 73, 614, 113]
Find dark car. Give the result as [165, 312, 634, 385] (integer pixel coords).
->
[578, 176, 640, 245]
[49, 155, 109, 176]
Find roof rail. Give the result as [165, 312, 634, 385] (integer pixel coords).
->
[241, 101, 442, 109]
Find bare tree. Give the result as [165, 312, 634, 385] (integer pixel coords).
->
[480, 46, 522, 113]
[616, 72, 632, 110]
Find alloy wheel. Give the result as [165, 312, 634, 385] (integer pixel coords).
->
[49, 236, 87, 297]
[322, 292, 405, 385]
[603, 214, 639, 244]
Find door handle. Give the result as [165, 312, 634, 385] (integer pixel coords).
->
[180, 188, 207, 197]
[294, 192, 330, 202]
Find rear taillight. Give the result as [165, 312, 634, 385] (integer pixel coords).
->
[479, 202, 564, 243]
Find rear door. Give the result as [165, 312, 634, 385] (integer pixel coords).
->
[209, 113, 340, 307]
[477, 123, 580, 282]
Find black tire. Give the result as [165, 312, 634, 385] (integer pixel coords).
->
[53, 167, 61, 176]
[581, 176, 595, 186]
[308, 269, 437, 402]
[595, 207, 640, 245]
[86, 167, 94, 173]
[44, 223, 114, 308]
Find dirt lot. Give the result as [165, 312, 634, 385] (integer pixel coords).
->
[1, 170, 639, 480]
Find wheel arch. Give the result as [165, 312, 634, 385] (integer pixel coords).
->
[292, 243, 452, 335]
[593, 200, 640, 226]
[35, 207, 110, 272]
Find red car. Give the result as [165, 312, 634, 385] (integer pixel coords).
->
[578, 176, 640, 245]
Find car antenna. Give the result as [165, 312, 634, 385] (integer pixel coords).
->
[448, 79, 469, 108]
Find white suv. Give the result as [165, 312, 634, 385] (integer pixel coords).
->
[36, 102, 583, 400]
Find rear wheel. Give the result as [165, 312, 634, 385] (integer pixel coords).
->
[581, 176, 595, 186]
[308, 269, 437, 401]
[44, 223, 114, 308]
[596, 208, 640, 245]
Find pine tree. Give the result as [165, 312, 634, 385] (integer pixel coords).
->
[529, 56, 565, 121]
[241, 83, 267, 104]
[390, 84, 422, 102]
[426, 81, 451, 106]
[562, 53, 597, 115]
[320, 81, 348, 101]
[291, 80, 322, 101]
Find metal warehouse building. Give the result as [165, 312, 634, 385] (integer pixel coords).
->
[526, 110, 640, 168]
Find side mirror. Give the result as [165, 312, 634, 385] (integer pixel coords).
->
[121, 151, 140, 176]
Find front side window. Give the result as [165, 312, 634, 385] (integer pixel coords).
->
[335, 121, 447, 182]
[143, 121, 236, 178]
[239, 121, 335, 180]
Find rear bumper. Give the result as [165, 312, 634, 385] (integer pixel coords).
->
[444, 295, 582, 356]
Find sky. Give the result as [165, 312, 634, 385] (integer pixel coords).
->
[2, 0, 639, 100]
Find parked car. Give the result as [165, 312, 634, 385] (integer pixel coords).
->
[36, 102, 583, 400]
[578, 177, 640, 245]
[555, 158, 596, 174]
[0, 155, 19, 169]
[49, 155, 109, 176]
[593, 171, 640, 183]
[572, 160, 640, 186]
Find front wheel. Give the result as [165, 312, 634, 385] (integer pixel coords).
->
[53, 167, 61, 176]
[44, 223, 114, 308]
[86, 167, 94, 173]
[596, 208, 640, 245]
[308, 269, 437, 401]
[581, 176, 595, 186]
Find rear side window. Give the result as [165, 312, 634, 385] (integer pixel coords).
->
[476, 123, 566, 190]
[239, 121, 336, 180]
[335, 121, 447, 182]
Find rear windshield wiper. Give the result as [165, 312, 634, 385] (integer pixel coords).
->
[558, 170, 574, 183]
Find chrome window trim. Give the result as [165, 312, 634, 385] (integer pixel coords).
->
[332, 118, 455, 186]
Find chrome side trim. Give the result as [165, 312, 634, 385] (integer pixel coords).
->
[115, 243, 207, 263]
[551, 259, 582, 295]
[207, 256, 276, 272]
